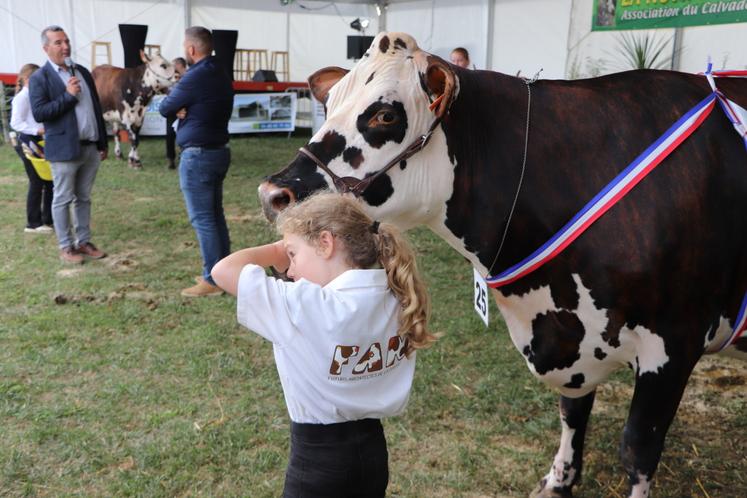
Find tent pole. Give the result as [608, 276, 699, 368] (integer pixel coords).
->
[484, 0, 494, 70]
[184, 0, 191, 29]
[377, 1, 387, 32]
[671, 27, 682, 71]
[565, 0, 575, 79]
[69, 0, 76, 59]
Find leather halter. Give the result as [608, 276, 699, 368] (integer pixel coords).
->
[144, 64, 175, 92]
[298, 116, 444, 197]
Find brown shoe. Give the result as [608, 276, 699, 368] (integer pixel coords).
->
[77, 242, 106, 259]
[60, 246, 84, 265]
[181, 280, 224, 297]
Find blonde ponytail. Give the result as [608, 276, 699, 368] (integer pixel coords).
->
[375, 224, 435, 356]
[15, 63, 40, 94]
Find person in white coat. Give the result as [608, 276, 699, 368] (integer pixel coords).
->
[11, 63, 53, 233]
[212, 192, 436, 498]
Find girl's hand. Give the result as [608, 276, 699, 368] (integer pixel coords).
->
[37, 127, 44, 136]
[211, 241, 288, 296]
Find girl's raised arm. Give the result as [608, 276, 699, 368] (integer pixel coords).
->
[211, 241, 288, 296]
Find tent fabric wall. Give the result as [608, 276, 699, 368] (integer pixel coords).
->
[568, 0, 747, 79]
[191, 5, 289, 75]
[1, 0, 76, 74]
[191, 0, 378, 81]
[2, 0, 747, 82]
[677, 23, 747, 73]
[386, 0, 488, 70]
[288, 13, 369, 82]
[71, 1, 185, 68]
[491, 0, 572, 79]
[1, 0, 186, 73]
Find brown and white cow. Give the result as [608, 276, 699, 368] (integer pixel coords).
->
[92, 50, 176, 168]
[259, 33, 747, 497]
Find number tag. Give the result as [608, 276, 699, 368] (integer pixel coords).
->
[473, 268, 489, 327]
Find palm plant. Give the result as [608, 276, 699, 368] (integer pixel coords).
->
[612, 31, 673, 70]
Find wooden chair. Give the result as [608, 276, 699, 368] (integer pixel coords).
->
[91, 41, 112, 69]
[234, 49, 269, 80]
[271, 51, 289, 82]
[144, 44, 161, 57]
[233, 49, 251, 80]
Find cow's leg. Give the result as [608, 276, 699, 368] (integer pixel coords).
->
[531, 391, 596, 498]
[112, 122, 123, 160]
[620, 357, 697, 498]
[127, 128, 142, 169]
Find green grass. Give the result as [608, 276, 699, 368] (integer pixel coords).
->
[1, 135, 745, 497]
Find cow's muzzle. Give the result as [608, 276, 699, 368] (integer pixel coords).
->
[258, 182, 296, 223]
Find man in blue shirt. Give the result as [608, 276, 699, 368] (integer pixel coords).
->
[160, 26, 234, 297]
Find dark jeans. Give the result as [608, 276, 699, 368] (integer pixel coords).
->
[282, 419, 389, 498]
[15, 143, 53, 228]
[179, 146, 231, 285]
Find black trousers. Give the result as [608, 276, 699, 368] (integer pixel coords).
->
[166, 115, 177, 161]
[14, 142, 53, 228]
[282, 419, 389, 498]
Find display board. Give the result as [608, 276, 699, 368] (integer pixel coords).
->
[139, 93, 297, 136]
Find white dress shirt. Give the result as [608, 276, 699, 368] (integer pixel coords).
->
[10, 86, 42, 136]
[48, 59, 98, 142]
[237, 265, 416, 424]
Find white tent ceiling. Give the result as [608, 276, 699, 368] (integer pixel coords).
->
[1, 1, 745, 81]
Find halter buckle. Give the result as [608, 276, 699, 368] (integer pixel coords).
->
[420, 132, 431, 149]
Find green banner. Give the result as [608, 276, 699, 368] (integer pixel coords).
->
[592, 0, 747, 30]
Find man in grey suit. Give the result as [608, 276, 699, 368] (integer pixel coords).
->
[30, 25, 108, 264]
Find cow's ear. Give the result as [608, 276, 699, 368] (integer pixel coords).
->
[425, 57, 456, 118]
[140, 49, 151, 64]
[308, 67, 349, 104]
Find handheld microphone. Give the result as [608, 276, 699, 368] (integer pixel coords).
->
[64, 57, 75, 76]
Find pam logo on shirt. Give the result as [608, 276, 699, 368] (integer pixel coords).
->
[329, 335, 409, 376]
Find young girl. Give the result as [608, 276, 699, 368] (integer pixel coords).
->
[10, 63, 53, 233]
[449, 47, 473, 69]
[212, 192, 435, 498]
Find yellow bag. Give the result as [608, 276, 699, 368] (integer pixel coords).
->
[23, 140, 52, 181]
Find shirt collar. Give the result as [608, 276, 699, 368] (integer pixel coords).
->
[48, 58, 69, 73]
[325, 268, 388, 291]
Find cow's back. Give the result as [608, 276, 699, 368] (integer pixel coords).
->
[92, 65, 128, 113]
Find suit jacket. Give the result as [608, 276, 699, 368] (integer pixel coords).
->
[29, 61, 108, 162]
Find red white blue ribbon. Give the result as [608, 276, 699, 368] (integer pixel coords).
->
[704, 64, 747, 151]
[486, 92, 717, 288]
[485, 67, 747, 351]
[716, 293, 747, 351]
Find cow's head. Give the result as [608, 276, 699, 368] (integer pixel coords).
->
[259, 32, 459, 230]
[140, 49, 177, 93]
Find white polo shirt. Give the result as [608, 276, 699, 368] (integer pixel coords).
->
[237, 264, 416, 424]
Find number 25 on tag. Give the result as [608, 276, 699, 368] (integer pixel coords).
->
[473, 268, 489, 327]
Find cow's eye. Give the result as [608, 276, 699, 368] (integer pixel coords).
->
[375, 111, 396, 125]
[161, 64, 167, 69]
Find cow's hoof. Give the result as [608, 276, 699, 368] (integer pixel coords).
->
[167, 160, 176, 170]
[529, 480, 573, 498]
[115, 152, 124, 160]
[128, 160, 143, 170]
